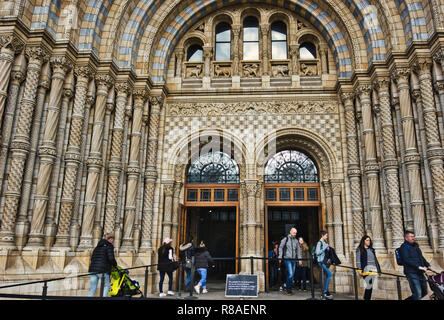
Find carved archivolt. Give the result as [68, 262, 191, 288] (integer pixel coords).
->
[167, 100, 337, 116]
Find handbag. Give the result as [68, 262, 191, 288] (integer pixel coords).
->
[171, 261, 179, 271]
[185, 257, 192, 269]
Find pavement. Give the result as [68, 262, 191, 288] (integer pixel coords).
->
[146, 282, 356, 300]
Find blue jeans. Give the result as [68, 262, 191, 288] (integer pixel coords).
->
[319, 263, 332, 292]
[285, 260, 297, 292]
[197, 268, 208, 288]
[88, 273, 110, 297]
[159, 271, 173, 293]
[405, 273, 428, 300]
[184, 267, 192, 288]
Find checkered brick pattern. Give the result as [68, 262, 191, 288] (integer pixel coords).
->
[163, 110, 342, 164]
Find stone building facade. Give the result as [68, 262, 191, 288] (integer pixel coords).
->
[0, 0, 443, 298]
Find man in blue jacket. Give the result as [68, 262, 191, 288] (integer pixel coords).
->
[399, 230, 436, 300]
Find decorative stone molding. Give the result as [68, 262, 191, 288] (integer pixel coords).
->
[167, 100, 337, 116]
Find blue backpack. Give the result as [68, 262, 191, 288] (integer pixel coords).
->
[395, 247, 403, 266]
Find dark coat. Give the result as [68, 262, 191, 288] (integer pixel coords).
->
[157, 246, 175, 272]
[399, 241, 430, 275]
[194, 247, 214, 269]
[88, 239, 117, 274]
[324, 246, 341, 266]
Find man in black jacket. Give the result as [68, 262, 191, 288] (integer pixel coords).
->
[88, 233, 117, 297]
[399, 230, 436, 300]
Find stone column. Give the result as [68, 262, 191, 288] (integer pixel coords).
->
[78, 73, 113, 248]
[0, 34, 23, 127]
[0, 51, 26, 189]
[320, 47, 328, 74]
[289, 44, 299, 75]
[160, 182, 175, 241]
[140, 95, 164, 251]
[415, 58, 444, 249]
[245, 180, 258, 256]
[260, 24, 269, 76]
[323, 181, 335, 245]
[0, 45, 49, 248]
[27, 56, 72, 247]
[203, 46, 212, 77]
[391, 67, 428, 246]
[341, 92, 365, 246]
[53, 65, 95, 248]
[356, 84, 385, 250]
[232, 25, 241, 76]
[374, 77, 404, 248]
[45, 69, 75, 247]
[103, 82, 131, 235]
[175, 49, 184, 78]
[16, 61, 51, 249]
[121, 88, 148, 250]
[331, 182, 344, 255]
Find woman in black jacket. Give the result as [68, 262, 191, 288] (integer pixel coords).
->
[194, 241, 214, 294]
[157, 237, 175, 297]
[356, 235, 381, 300]
[88, 233, 117, 297]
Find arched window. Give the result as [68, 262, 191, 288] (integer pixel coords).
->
[186, 151, 240, 184]
[187, 44, 203, 62]
[215, 22, 231, 61]
[271, 21, 287, 59]
[243, 16, 259, 60]
[264, 150, 319, 183]
[299, 42, 317, 59]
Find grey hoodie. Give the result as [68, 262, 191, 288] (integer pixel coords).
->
[278, 235, 302, 260]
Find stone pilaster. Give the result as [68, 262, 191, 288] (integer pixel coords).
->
[175, 49, 183, 77]
[53, 65, 95, 248]
[27, 56, 73, 247]
[16, 60, 51, 249]
[140, 95, 164, 251]
[374, 77, 404, 248]
[121, 88, 148, 251]
[415, 58, 444, 249]
[356, 83, 385, 250]
[232, 25, 241, 76]
[160, 181, 175, 243]
[245, 180, 258, 256]
[331, 182, 344, 255]
[0, 45, 49, 248]
[323, 181, 335, 245]
[78, 73, 113, 249]
[0, 51, 26, 190]
[391, 67, 427, 245]
[289, 44, 299, 75]
[341, 91, 365, 246]
[103, 82, 131, 235]
[0, 34, 24, 127]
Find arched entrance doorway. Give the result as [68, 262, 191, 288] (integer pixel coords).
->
[263, 149, 321, 290]
[178, 151, 240, 282]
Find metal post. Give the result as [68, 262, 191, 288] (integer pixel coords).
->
[319, 265, 325, 300]
[144, 266, 149, 297]
[177, 262, 183, 299]
[99, 273, 104, 297]
[42, 281, 48, 300]
[185, 255, 198, 300]
[250, 256, 254, 275]
[309, 258, 315, 299]
[353, 269, 359, 300]
[396, 276, 402, 300]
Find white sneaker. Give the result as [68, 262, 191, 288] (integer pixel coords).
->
[202, 288, 208, 294]
[194, 285, 200, 294]
[167, 290, 175, 296]
[159, 292, 167, 297]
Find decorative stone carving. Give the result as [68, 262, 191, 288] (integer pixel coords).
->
[214, 63, 231, 77]
[271, 64, 289, 77]
[300, 63, 317, 76]
[242, 63, 260, 77]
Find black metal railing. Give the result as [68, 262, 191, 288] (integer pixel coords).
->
[0, 255, 434, 300]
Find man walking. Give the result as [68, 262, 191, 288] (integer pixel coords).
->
[399, 230, 436, 300]
[88, 233, 117, 297]
[278, 227, 302, 295]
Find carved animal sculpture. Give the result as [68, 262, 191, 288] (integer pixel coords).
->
[272, 65, 289, 77]
[214, 64, 231, 77]
[186, 64, 202, 78]
[300, 63, 317, 76]
[242, 64, 259, 77]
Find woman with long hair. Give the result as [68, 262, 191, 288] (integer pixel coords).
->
[295, 237, 310, 291]
[157, 237, 175, 297]
[356, 235, 381, 300]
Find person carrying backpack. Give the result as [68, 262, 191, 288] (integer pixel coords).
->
[278, 227, 302, 295]
[398, 230, 437, 300]
[157, 237, 176, 297]
[315, 230, 333, 299]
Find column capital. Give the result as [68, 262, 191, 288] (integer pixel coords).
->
[149, 95, 164, 108]
[115, 81, 131, 95]
[340, 91, 355, 105]
[74, 65, 95, 81]
[413, 57, 433, 76]
[391, 66, 410, 83]
[25, 45, 50, 63]
[0, 33, 25, 53]
[50, 55, 73, 74]
[373, 76, 391, 92]
[132, 87, 149, 103]
[95, 73, 114, 89]
[355, 83, 372, 98]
